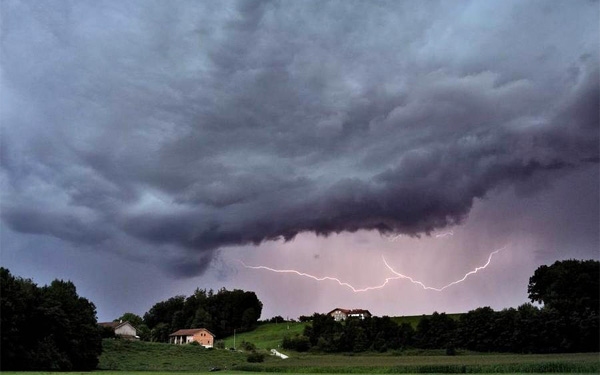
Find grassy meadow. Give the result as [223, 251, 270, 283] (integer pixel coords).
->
[3, 350, 599, 374]
[242, 352, 600, 373]
[94, 336, 599, 374]
[222, 321, 307, 349]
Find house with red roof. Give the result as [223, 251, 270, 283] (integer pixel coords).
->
[169, 328, 215, 347]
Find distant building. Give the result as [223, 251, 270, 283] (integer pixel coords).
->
[328, 308, 372, 321]
[98, 321, 137, 339]
[169, 328, 215, 348]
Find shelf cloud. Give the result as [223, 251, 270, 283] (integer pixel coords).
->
[1, 0, 598, 276]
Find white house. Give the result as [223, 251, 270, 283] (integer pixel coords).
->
[328, 308, 372, 321]
[99, 321, 137, 338]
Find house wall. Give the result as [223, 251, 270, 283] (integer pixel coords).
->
[193, 330, 214, 347]
[330, 310, 347, 321]
[115, 323, 137, 337]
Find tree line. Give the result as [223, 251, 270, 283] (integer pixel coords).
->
[284, 259, 599, 354]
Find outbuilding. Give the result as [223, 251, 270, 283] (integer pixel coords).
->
[98, 321, 137, 339]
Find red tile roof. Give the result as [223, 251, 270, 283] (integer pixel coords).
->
[169, 328, 215, 337]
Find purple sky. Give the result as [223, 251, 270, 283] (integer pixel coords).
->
[1, 0, 598, 322]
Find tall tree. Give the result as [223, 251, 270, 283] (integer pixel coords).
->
[0, 268, 101, 371]
[528, 259, 599, 314]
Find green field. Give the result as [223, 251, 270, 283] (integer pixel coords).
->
[243, 352, 599, 373]
[3, 350, 600, 374]
[92, 338, 599, 374]
[4, 349, 600, 374]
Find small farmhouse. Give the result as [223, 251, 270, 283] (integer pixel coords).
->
[98, 320, 137, 339]
[328, 308, 372, 321]
[169, 328, 215, 347]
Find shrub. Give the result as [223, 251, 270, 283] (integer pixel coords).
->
[240, 340, 256, 351]
[214, 340, 225, 349]
[246, 352, 265, 363]
[282, 335, 311, 352]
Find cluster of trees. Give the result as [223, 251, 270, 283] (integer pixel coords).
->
[0, 268, 101, 371]
[285, 259, 599, 354]
[418, 305, 598, 353]
[1, 266, 263, 370]
[143, 288, 263, 341]
[285, 314, 414, 352]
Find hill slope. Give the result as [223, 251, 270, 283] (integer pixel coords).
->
[99, 339, 248, 371]
[222, 322, 307, 350]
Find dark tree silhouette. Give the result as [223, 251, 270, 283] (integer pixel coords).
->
[528, 259, 599, 314]
[0, 268, 101, 371]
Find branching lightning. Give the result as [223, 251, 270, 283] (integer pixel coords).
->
[382, 247, 504, 292]
[238, 261, 401, 293]
[239, 246, 505, 293]
[435, 230, 454, 238]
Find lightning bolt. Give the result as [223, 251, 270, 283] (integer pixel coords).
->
[384, 234, 404, 242]
[435, 230, 454, 238]
[382, 247, 504, 292]
[238, 260, 400, 292]
[239, 246, 505, 293]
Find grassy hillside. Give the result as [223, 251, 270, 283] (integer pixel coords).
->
[99, 339, 250, 371]
[222, 321, 307, 350]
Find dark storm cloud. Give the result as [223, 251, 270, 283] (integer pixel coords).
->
[1, 0, 598, 276]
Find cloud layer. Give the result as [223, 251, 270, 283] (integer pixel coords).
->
[1, 0, 598, 276]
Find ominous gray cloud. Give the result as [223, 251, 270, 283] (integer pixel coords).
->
[1, 0, 598, 277]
